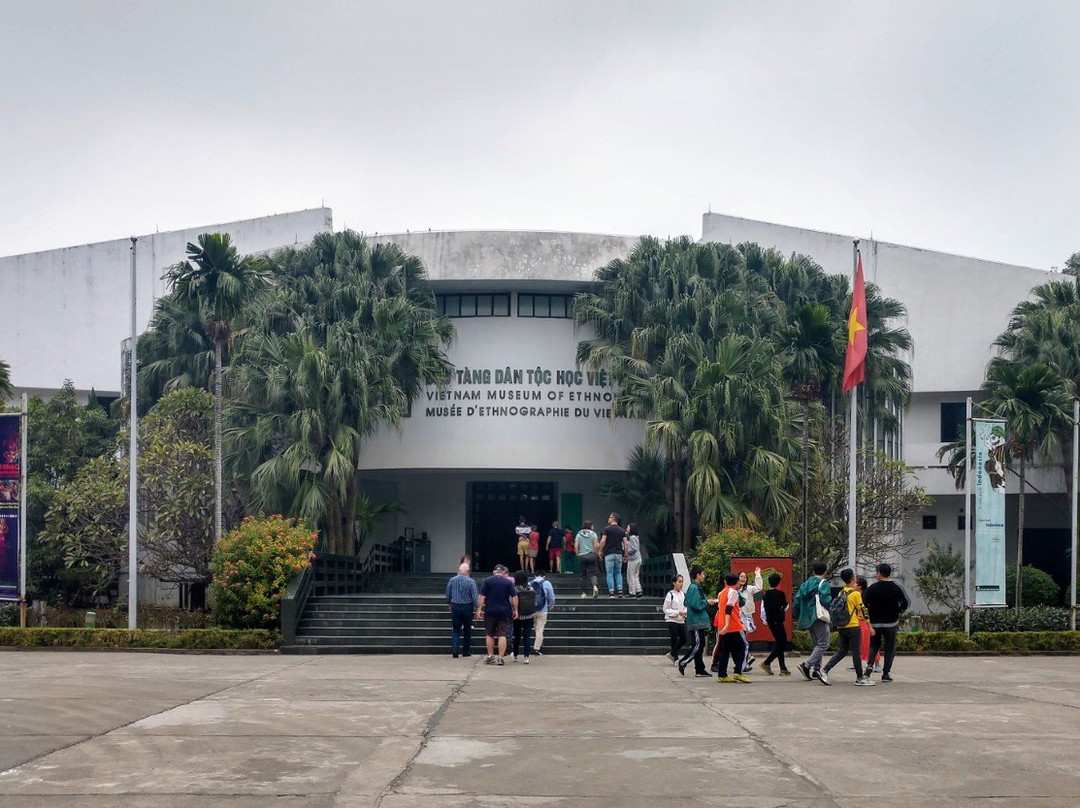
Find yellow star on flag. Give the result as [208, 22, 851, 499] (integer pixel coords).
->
[848, 308, 866, 345]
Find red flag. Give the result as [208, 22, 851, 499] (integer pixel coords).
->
[842, 254, 868, 392]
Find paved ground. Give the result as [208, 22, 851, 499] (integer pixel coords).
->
[0, 651, 1078, 806]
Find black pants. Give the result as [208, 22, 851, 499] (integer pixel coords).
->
[824, 626, 863, 678]
[512, 617, 533, 658]
[717, 631, 746, 677]
[678, 628, 708, 674]
[450, 604, 474, 655]
[666, 623, 687, 658]
[763, 620, 787, 670]
[868, 624, 898, 675]
[579, 553, 599, 595]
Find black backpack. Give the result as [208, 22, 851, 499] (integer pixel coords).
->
[530, 579, 548, 611]
[516, 584, 537, 617]
[829, 588, 854, 627]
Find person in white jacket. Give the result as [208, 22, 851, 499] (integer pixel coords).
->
[738, 568, 763, 672]
[662, 575, 687, 662]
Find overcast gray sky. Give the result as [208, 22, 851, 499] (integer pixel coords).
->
[2, 1, 1077, 269]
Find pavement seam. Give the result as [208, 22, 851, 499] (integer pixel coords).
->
[0, 656, 319, 779]
[701, 700, 842, 807]
[372, 664, 476, 807]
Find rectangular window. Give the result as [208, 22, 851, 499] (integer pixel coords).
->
[517, 293, 573, 318]
[940, 402, 966, 443]
[436, 294, 510, 318]
[922, 515, 937, 530]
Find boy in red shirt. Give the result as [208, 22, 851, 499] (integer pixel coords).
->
[716, 572, 751, 683]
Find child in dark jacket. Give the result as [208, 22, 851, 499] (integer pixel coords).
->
[760, 572, 790, 675]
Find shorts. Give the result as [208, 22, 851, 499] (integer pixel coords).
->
[548, 548, 563, 559]
[517, 540, 529, 554]
[484, 615, 511, 638]
[528, 550, 538, 558]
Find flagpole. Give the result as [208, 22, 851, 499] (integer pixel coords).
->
[964, 396, 972, 637]
[848, 239, 860, 570]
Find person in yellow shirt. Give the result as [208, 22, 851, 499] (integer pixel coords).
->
[818, 568, 876, 687]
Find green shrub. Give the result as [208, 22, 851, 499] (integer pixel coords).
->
[210, 515, 317, 630]
[0, 627, 279, 649]
[972, 631, 1080, 653]
[971, 606, 1068, 632]
[1005, 565, 1061, 607]
[690, 527, 792, 597]
[789, 628, 1080, 654]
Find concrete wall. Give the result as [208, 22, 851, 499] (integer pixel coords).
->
[2, 208, 332, 395]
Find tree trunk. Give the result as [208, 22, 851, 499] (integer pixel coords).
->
[1016, 453, 1026, 613]
[673, 455, 684, 553]
[344, 466, 360, 556]
[683, 472, 696, 552]
[214, 340, 223, 545]
[666, 459, 677, 553]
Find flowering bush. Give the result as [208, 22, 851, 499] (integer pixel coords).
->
[690, 527, 792, 597]
[210, 515, 317, 629]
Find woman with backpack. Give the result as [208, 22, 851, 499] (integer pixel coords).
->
[662, 574, 687, 661]
[512, 570, 537, 663]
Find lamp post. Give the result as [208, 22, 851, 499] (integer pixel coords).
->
[128, 237, 138, 630]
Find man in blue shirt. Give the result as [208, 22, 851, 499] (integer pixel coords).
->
[446, 562, 479, 658]
[477, 564, 519, 665]
[530, 570, 556, 656]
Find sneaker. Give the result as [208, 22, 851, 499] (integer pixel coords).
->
[484, 655, 496, 665]
[733, 674, 752, 683]
[761, 663, 774, 676]
[593, 585, 599, 598]
[496, 657, 505, 666]
[818, 669, 831, 686]
[694, 671, 712, 677]
[779, 669, 792, 676]
[452, 652, 459, 659]
[742, 661, 754, 672]
[677, 661, 687, 677]
[710, 662, 720, 673]
[523, 657, 530, 665]
[580, 593, 588, 599]
[533, 650, 543, 656]
[511, 653, 516, 661]
[746, 655, 756, 666]
[462, 653, 472, 658]
[855, 676, 877, 686]
[881, 673, 893, 682]
[717, 676, 736, 683]
[798, 662, 812, 681]
[609, 595, 616, 599]
[873, 663, 883, 673]
[666, 652, 676, 662]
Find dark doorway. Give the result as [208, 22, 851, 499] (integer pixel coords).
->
[1022, 528, 1070, 604]
[470, 481, 557, 572]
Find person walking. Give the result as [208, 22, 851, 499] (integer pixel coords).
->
[738, 568, 763, 671]
[864, 562, 911, 682]
[547, 521, 564, 573]
[760, 572, 790, 676]
[527, 524, 540, 573]
[512, 570, 537, 663]
[599, 513, 627, 597]
[625, 523, 643, 598]
[446, 562, 479, 658]
[677, 565, 714, 677]
[575, 521, 600, 599]
[715, 572, 751, 684]
[792, 561, 833, 681]
[662, 574, 687, 661]
[852, 575, 879, 674]
[476, 564, 518, 665]
[819, 568, 875, 686]
[515, 516, 530, 572]
[530, 569, 556, 656]
[561, 524, 578, 573]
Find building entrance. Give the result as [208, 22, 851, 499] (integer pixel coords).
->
[469, 481, 557, 572]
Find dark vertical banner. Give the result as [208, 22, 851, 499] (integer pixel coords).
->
[0, 414, 20, 600]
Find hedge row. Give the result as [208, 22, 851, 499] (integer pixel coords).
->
[790, 629, 1080, 654]
[0, 628, 280, 650]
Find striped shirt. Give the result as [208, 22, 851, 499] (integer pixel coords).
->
[446, 574, 479, 608]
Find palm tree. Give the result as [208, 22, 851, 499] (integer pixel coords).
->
[226, 230, 453, 554]
[164, 233, 271, 544]
[0, 358, 12, 401]
[137, 294, 216, 412]
[980, 359, 1072, 611]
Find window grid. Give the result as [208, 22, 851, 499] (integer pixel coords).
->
[436, 294, 511, 318]
[518, 293, 574, 319]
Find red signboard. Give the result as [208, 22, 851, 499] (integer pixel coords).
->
[730, 556, 794, 644]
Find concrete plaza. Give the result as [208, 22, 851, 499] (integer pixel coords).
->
[0, 650, 1077, 807]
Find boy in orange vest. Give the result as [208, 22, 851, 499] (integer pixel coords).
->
[716, 572, 751, 684]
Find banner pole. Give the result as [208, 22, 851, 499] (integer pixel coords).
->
[18, 393, 27, 629]
[1071, 398, 1078, 632]
[964, 396, 972, 637]
[847, 240, 859, 571]
[128, 237, 138, 630]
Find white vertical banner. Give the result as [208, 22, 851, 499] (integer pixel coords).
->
[973, 419, 1007, 606]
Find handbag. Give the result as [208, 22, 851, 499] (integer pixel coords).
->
[814, 588, 831, 624]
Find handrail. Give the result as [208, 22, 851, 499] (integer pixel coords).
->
[280, 564, 314, 646]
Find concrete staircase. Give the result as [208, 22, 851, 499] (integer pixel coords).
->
[282, 573, 672, 655]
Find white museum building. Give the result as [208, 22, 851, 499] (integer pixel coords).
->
[2, 208, 1070, 605]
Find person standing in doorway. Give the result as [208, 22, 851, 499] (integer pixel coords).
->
[864, 562, 910, 682]
[575, 522, 600, 598]
[663, 574, 687, 661]
[793, 561, 833, 681]
[625, 523, 643, 598]
[477, 564, 518, 665]
[547, 521, 564, 573]
[446, 562, 479, 658]
[760, 572, 790, 676]
[599, 513, 627, 598]
[515, 517, 531, 572]
[530, 569, 556, 656]
[677, 565, 715, 677]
